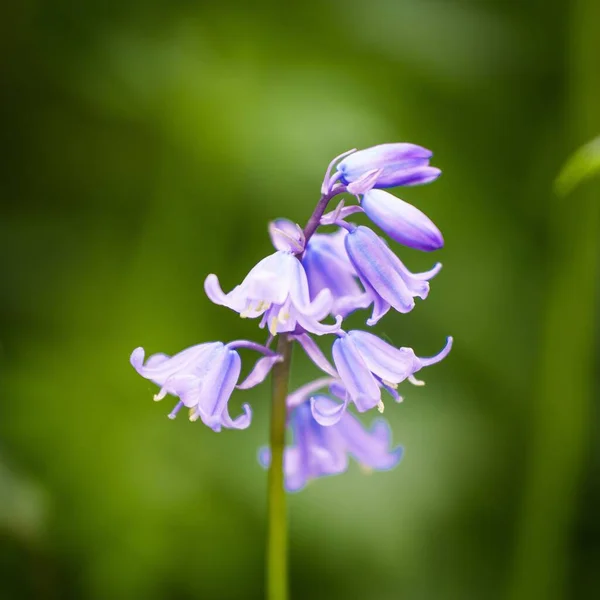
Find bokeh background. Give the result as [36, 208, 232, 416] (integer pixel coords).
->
[2, 0, 599, 598]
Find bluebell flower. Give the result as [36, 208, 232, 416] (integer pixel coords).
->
[324, 331, 453, 418]
[130, 340, 280, 431]
[335, 143, 441, 189]
[345, 225, 442, 324]
[258, 400, 403, 492]
[360, 189, 444, 252]
[301, 227, 371, 318]
[204, 250, 342, 336]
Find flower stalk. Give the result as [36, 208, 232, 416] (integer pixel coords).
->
[267, 335, 293, 600]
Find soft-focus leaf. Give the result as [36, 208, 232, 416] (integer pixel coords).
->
[555, 136, 600, 195]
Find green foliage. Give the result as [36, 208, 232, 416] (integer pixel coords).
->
[555, 136, 600, 196]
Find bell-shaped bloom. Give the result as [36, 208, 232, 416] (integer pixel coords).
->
[301, 227, 371, 318]
[258, 400, 402, 492]
[204, 250, 342, 336]
[336, 143, 441, 189]
[324, 331, 453, 418]
[130, 340, 279, 431]
[345, 226, 441, 324]
[361, 189, 444, 252]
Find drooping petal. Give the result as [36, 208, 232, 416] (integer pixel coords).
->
[221, 402, 252, 430]
[294, 309, 342, 336]
[130, 343, 223, 386]
[338, 415, 403, 470]
[345, 226, 416, 314]
[310, 394, 349, 426]
[361, 189, 444, 251]
[236, 355, 281, 390]
[348, 330, 419, 385]
[332, 336, 380, 412]
[204, 275, 246, 312]
[195, 349, 241, 430]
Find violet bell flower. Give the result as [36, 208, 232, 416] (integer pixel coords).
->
[309, 331, 453, 422]
[291, 222, 371, 318]
[360, 189, 444, 252]
[258, 400, 403, 492]
[130, 340, 280, 431]
[204, 250, 342, 336]
[335, 143, 441, 189]
[344, 225, 442, 324]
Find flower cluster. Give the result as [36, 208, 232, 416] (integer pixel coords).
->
[131, 143, 451, 491]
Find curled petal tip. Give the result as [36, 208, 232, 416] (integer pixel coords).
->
[418, 336, 453, 368]
[130, 347, 145, 370]
[204, 273, 227, 306]
[310, 395, 348, 426]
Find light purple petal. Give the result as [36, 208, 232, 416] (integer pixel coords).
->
[376, 165, 441, 188]
[204, 274, 246, 312]
[310, 394, 349, 426]
[237, 355, 281, 390]
[348, 330, 419, 384]
[416, 336, 453, 369]
[332, 336, 380, 411]
[243, 251, 294, 307]
[283, 447, 308, 492]
[361, 189, 443, 252]
[345, 226, 416, 314]
[346, 168, 382, 196]
[221, 402, 252, 430]
[195, 349, 241, 426]
[329, 380, 348, 400]
[294, 333, 338, 377]
[130, 343, 223, 386]
[321, 204, 364, 225]
[321, 148, 357, 194]
[268, 219, 305, 253]
[294, 310, 342, 336]
[338, 414, 403, 470]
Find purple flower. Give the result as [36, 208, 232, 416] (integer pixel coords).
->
[130, 340, 279, 431]
[204, 250, 342, 336]
[315, 331, 453, 420]
[361, 189, 444, 252]
[345, 226, 442, 324]
[301, 227, 371, 318]
[336, 143, 441, 189]
[258, 400, 402, 492]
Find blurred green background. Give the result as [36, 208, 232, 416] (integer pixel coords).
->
[2, 0, 599, 598]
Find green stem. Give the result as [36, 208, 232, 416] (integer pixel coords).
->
[508, 1, 600, 598]
[267, 335, 293, 600]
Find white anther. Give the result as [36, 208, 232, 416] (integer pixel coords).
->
[408, 375, 425, 386]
